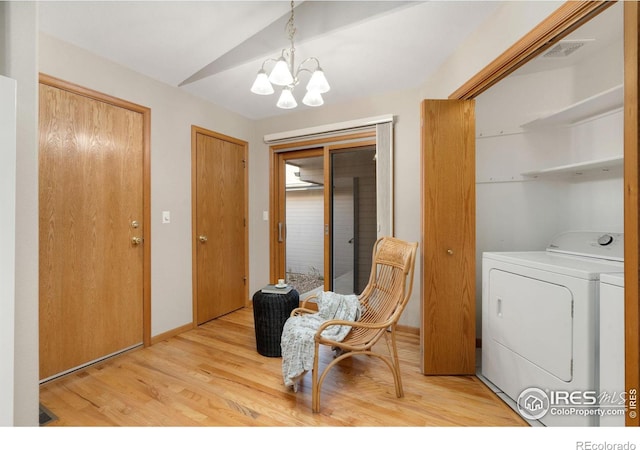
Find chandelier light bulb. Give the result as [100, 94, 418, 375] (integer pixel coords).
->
[302, 89, 324, 107]
[276, 88, 298, 109]
[306, 68, 330, 94]
[250, 70, 274, 95]
[269, 57, 294, 86]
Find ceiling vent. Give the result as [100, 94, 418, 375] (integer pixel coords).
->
[542, 40, 592, 58]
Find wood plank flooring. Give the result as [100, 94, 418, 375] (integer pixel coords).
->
[39, 306, 527, 427]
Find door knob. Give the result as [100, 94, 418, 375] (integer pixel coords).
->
[131, 236, 143, 245]
[199, 235, 208, 243]
[447, 249, 454, 255]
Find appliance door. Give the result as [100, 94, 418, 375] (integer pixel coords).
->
[488, 269, 573, 382]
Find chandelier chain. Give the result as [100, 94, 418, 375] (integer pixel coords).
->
[286, 1, 296, 43]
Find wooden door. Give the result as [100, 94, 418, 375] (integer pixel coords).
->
[421, 99, 476, 375]
[193, 127, 248, 324]
[39, 81, 147, 380]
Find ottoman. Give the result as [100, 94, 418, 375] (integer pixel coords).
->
[252, 288, 299, 357]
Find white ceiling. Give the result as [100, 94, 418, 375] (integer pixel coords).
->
[38, 1, 621, 121]
[38, 0, 503, 120]
[512, 0, 622, 77]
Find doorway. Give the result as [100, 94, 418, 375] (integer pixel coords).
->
[271, 141, 377, 298]
[38, 75, 151, 381]
[191, 126, 248, 325]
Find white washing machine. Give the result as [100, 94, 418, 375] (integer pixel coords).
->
[481, 231, 623, 427]
[599, 272, 625, 426]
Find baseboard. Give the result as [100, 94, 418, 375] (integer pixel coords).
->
[151, 322, 194, 345]
[396, 324, 419, 335]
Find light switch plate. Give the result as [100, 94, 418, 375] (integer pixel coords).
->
[162, 211, 171, 224]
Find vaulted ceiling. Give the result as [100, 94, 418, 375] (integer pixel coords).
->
[38, 1, 621, 120]
[38, 1, 502, 120]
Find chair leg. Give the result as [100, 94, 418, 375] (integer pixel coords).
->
[311, 340, 321, 413]
[386, 329, 404, 398]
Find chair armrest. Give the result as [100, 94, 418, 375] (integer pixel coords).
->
[299, 292, 320, 309]
[313, 318, 392, 341]
[290, 307, 316, 317]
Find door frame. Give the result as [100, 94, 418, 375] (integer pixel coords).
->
[269, 132, 376, 286]
[191, 125, 249, 325]
[39, 73, 152, 347]
[447, 0, 639, 425]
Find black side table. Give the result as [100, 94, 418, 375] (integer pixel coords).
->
[252, 288, 299, 357]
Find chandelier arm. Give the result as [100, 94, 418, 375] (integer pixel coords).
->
[294, 57, 321, 78]
[259, 57, 282, 71]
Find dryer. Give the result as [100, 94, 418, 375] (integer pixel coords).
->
[481, 231, 623, 427]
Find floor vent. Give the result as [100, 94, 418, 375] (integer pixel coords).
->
[39, 403, 58, 426]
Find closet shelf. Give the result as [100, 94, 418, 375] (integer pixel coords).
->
[521, 155, 623, 180]
[521, 84, 623, 129]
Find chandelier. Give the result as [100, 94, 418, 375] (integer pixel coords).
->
[250, 1, 330, 109]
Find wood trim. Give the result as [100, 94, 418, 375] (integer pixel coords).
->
[270, 130, 376, 152]
[269, 147, 324, 284]
[39, 73, 153, 347]
[269, 131, 377, 284]
[624, 0, 640, 428]
[326, 139, 376, 152]
[150, 322, 194, 345]
[396, 324, 419, 336]
[323, 146, 331, 290]
[191, 126, 199, 325]
[191, 126, 250, 323]
[449, 1, 616, 100]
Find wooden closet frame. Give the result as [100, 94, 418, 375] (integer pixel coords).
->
[450, 0, 638, 426]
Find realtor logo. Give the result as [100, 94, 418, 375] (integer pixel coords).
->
[517, 387, 550, 420]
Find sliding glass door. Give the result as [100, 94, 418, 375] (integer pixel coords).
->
[272, 141, 377, 297]
[330, 147, 377, 295]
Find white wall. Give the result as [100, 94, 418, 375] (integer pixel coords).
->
[2, 1, 39, 426]
[285, 189, 324, 275]
[0, 75, 17, 426]
[38, 34, 258, 338]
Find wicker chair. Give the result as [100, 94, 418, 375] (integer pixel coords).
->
[290, 236, 418, 413]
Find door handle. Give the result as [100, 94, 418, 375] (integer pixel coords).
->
[278, 222, 284, 243]
[199, 235, 208, 243]
[131, 236, 143, 245]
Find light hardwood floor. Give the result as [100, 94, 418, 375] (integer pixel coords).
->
[39, 306, 527, 426]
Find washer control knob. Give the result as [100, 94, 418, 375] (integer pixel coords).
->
[597, 234, 614, 246]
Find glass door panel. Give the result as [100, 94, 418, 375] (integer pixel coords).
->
[284, 155, 325, 298]
[330, 147, 377, 295]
